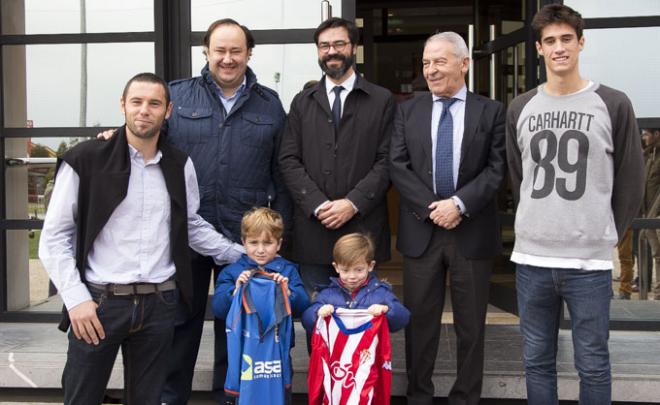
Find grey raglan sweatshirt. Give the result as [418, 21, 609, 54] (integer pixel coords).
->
[506, 82, 644, 261]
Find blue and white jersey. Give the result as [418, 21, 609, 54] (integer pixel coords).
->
[225, 271, 293, 404]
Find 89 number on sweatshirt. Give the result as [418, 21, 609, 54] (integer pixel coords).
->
[529, 129, 589, 201]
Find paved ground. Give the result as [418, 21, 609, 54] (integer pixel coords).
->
[5, 247, 660, 403]
[3, 320, 660, 403]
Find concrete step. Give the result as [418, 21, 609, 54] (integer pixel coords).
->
[2, 322, 660, 402]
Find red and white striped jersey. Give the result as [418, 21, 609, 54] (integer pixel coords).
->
[308, 308, 392, 405]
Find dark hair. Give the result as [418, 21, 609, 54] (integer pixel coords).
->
[203, 18, 255, 50]
[313, 17, 359, 45]
[532, 4, 584, 41]
[122, 72, 170, 105]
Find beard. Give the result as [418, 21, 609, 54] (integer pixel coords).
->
[318, 53, 355, 80]
[126, 120, 162, 140]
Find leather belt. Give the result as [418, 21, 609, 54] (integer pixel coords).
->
[87, 279, 177, 296]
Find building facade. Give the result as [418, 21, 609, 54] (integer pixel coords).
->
[1, 0, 659, 328]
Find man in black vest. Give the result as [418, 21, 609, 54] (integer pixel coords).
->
[39, 73, 243, 405]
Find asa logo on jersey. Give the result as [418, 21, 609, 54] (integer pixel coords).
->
[240, 354, 282, 380]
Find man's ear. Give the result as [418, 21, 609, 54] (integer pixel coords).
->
[460, 56, 470, 75]
[120, 98, 126, 115]
[164, 101, 173, 120]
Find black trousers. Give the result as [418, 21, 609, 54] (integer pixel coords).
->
[404, 227, 492, 405]
[299, 263, 335, 297]
[161, 255, 227, 405]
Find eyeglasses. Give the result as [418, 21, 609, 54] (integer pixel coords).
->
[317, 41, 350, 52]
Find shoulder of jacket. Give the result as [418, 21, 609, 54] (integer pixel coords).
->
[361, 79, 390, 95]
[250, 83, 283, 104]
[169, 76, 201, 89]
[224, 260, 249, 275]
[168, 77, 206, 99]
[272, 256, 297, 270]
[469, 91, 503, 107]
[399, 93, 428, 110]
[316, 282, 340, 295]
[289, 87, 311, 106]
[368, 277, 392, 291]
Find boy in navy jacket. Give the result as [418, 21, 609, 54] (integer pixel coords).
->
[302, 233, 410, 333]
[213, 207, 310, 321]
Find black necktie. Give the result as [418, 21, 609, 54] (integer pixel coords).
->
[331, 86, 344, 130]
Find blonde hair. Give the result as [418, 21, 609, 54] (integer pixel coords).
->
[333, 233, 375, 266]
[241, 207, 284, 240]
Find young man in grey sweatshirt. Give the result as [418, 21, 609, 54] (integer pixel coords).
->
[506, 4, 644, 404]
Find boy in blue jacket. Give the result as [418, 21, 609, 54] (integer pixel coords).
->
[213, 207, 309, 404]
[302, 233, 410, 333]
[212, 207, 310, 320]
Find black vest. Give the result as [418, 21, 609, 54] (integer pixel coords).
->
[56, 126, 192, 331]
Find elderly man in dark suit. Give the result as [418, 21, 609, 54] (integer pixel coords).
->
[279, 17, 395, 293]
[390, 32, 506, 405]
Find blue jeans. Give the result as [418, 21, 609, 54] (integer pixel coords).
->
[62, 285, 179, 405]
[516, 264, 612, 405]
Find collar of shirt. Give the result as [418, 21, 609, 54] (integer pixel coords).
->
[325, 71, 356, 97]
[431, 84, 467, 104]
[214, 75, 247, 112]
[325, 71, 356, 119]
[127, 143, 162, 166]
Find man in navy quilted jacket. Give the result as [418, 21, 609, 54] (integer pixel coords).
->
[164, 19, 291, 405]
[97, 19, 291, 405]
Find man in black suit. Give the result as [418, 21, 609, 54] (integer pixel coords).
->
[390, 32, 506, 405]
[279, 17, 395, 293]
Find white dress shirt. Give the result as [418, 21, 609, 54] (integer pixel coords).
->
[325, 71, 356, 118]
[39, 145, 244, 310]
[431, 85, 467, 213]
[314, 71, 359, 216]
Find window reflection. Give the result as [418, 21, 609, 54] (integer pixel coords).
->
[580, 27, 660, 118]
[564, 0, 660, 18]
[3, 43, 154, 127]
[2, 0, 154, 34]
[5, 137, 87, 219]
[191, 0, 339, 31]
[4, 230, 61, 312]
[191, 44, 320, 111]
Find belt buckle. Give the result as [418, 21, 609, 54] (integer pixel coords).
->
[112, 284, 132, 296]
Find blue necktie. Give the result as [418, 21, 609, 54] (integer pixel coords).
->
[435, 98, 458, 198]
[331, 86, 343, 130]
